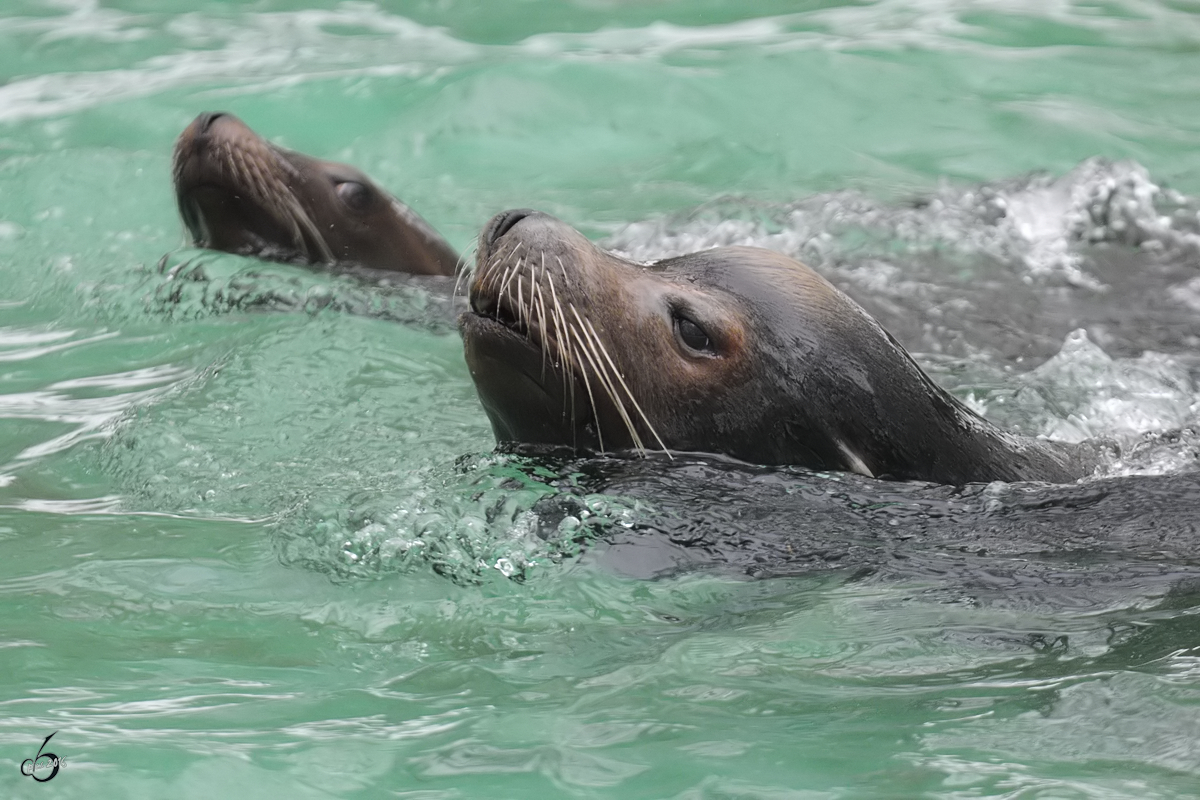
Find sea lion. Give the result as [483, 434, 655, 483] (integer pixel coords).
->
[172, 112, 460, 276]
[459, 209, 1103, 485]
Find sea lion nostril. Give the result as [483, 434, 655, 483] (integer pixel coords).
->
[195, 111, 228, 133]
[488, 209, 536, 244]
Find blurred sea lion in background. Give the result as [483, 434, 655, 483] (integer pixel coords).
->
[172, 112, 460, 276]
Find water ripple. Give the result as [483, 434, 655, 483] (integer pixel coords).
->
[0, 327, 118, 361]
[0, 348, 192, 468]
[0, 0, 151, 43]
[5, 0, 1200, 125]
[0, 5, 473, 123]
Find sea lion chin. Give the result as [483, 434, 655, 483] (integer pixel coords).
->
[171, 111, 461, 276]
[459, 209, 1102, 485]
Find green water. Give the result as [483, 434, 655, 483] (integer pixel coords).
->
[3, 2, 1200, 798]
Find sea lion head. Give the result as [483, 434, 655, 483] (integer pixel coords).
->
[459, 209, 1095, 484]
[460, 209, 922, 473]
[171, 112, 459, 276]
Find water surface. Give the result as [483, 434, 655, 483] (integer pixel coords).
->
[2, 2, 1200, 798]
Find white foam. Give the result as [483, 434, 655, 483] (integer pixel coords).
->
[605, 158, 1193, 289]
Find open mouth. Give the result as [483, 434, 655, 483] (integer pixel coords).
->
[178, 193, 210, 246]
[175, 182, 317, 264]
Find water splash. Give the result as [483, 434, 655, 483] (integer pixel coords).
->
[606, 158, 1194, 288]
[143, 250, 461, 330]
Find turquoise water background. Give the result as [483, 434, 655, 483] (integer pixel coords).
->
[3, 1, 1200, 798]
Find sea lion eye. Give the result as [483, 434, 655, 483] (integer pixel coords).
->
[675, 314, 716, 355]
[335, 181, 371, 211]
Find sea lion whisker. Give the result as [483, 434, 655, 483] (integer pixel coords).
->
[541, 278, 580, 449]
[228, 144, 329, 262]
[485, 238, 517, 274]
[213, 140, 231, 178]
[556, 314, 604, 450]
[274, 150, 304, 182]
[550, 253, 584, 415]
[454, 241, 478, 296]
[454, 253, 471, 282]
[517, 273, 527, 330]
[539, 259, 560, 377]
[582, 334, 647, 453]
[533, 263, 551, 377]
[566, 308, 621, 398]
[531, 276, 541, 314]
[489, 260, 513, 300]
[545, 273, 575, 402]
[582, 316, 671, 456]
[286, 195, 337, 264]
[583, 339, 646, 452]
[235, 157, 296, 249]
[481, 239, 507, 277]
[566, 323, 610, 454]
[569, 307, 647, 453]
[498, 245, 528, 299]
[488, 253, 521, 310]
[536, 289, 551, 377]
[559, 329, 583, 451]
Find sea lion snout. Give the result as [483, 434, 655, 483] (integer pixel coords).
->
[483, 208, 537, 246]
[476, 209, 597, 272]
[192, 111, 229, 136]
[175, 111, 253, 160]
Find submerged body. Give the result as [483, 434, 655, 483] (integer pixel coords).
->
[172, 112, 460, 276]
[460, 209, 1101, 485]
